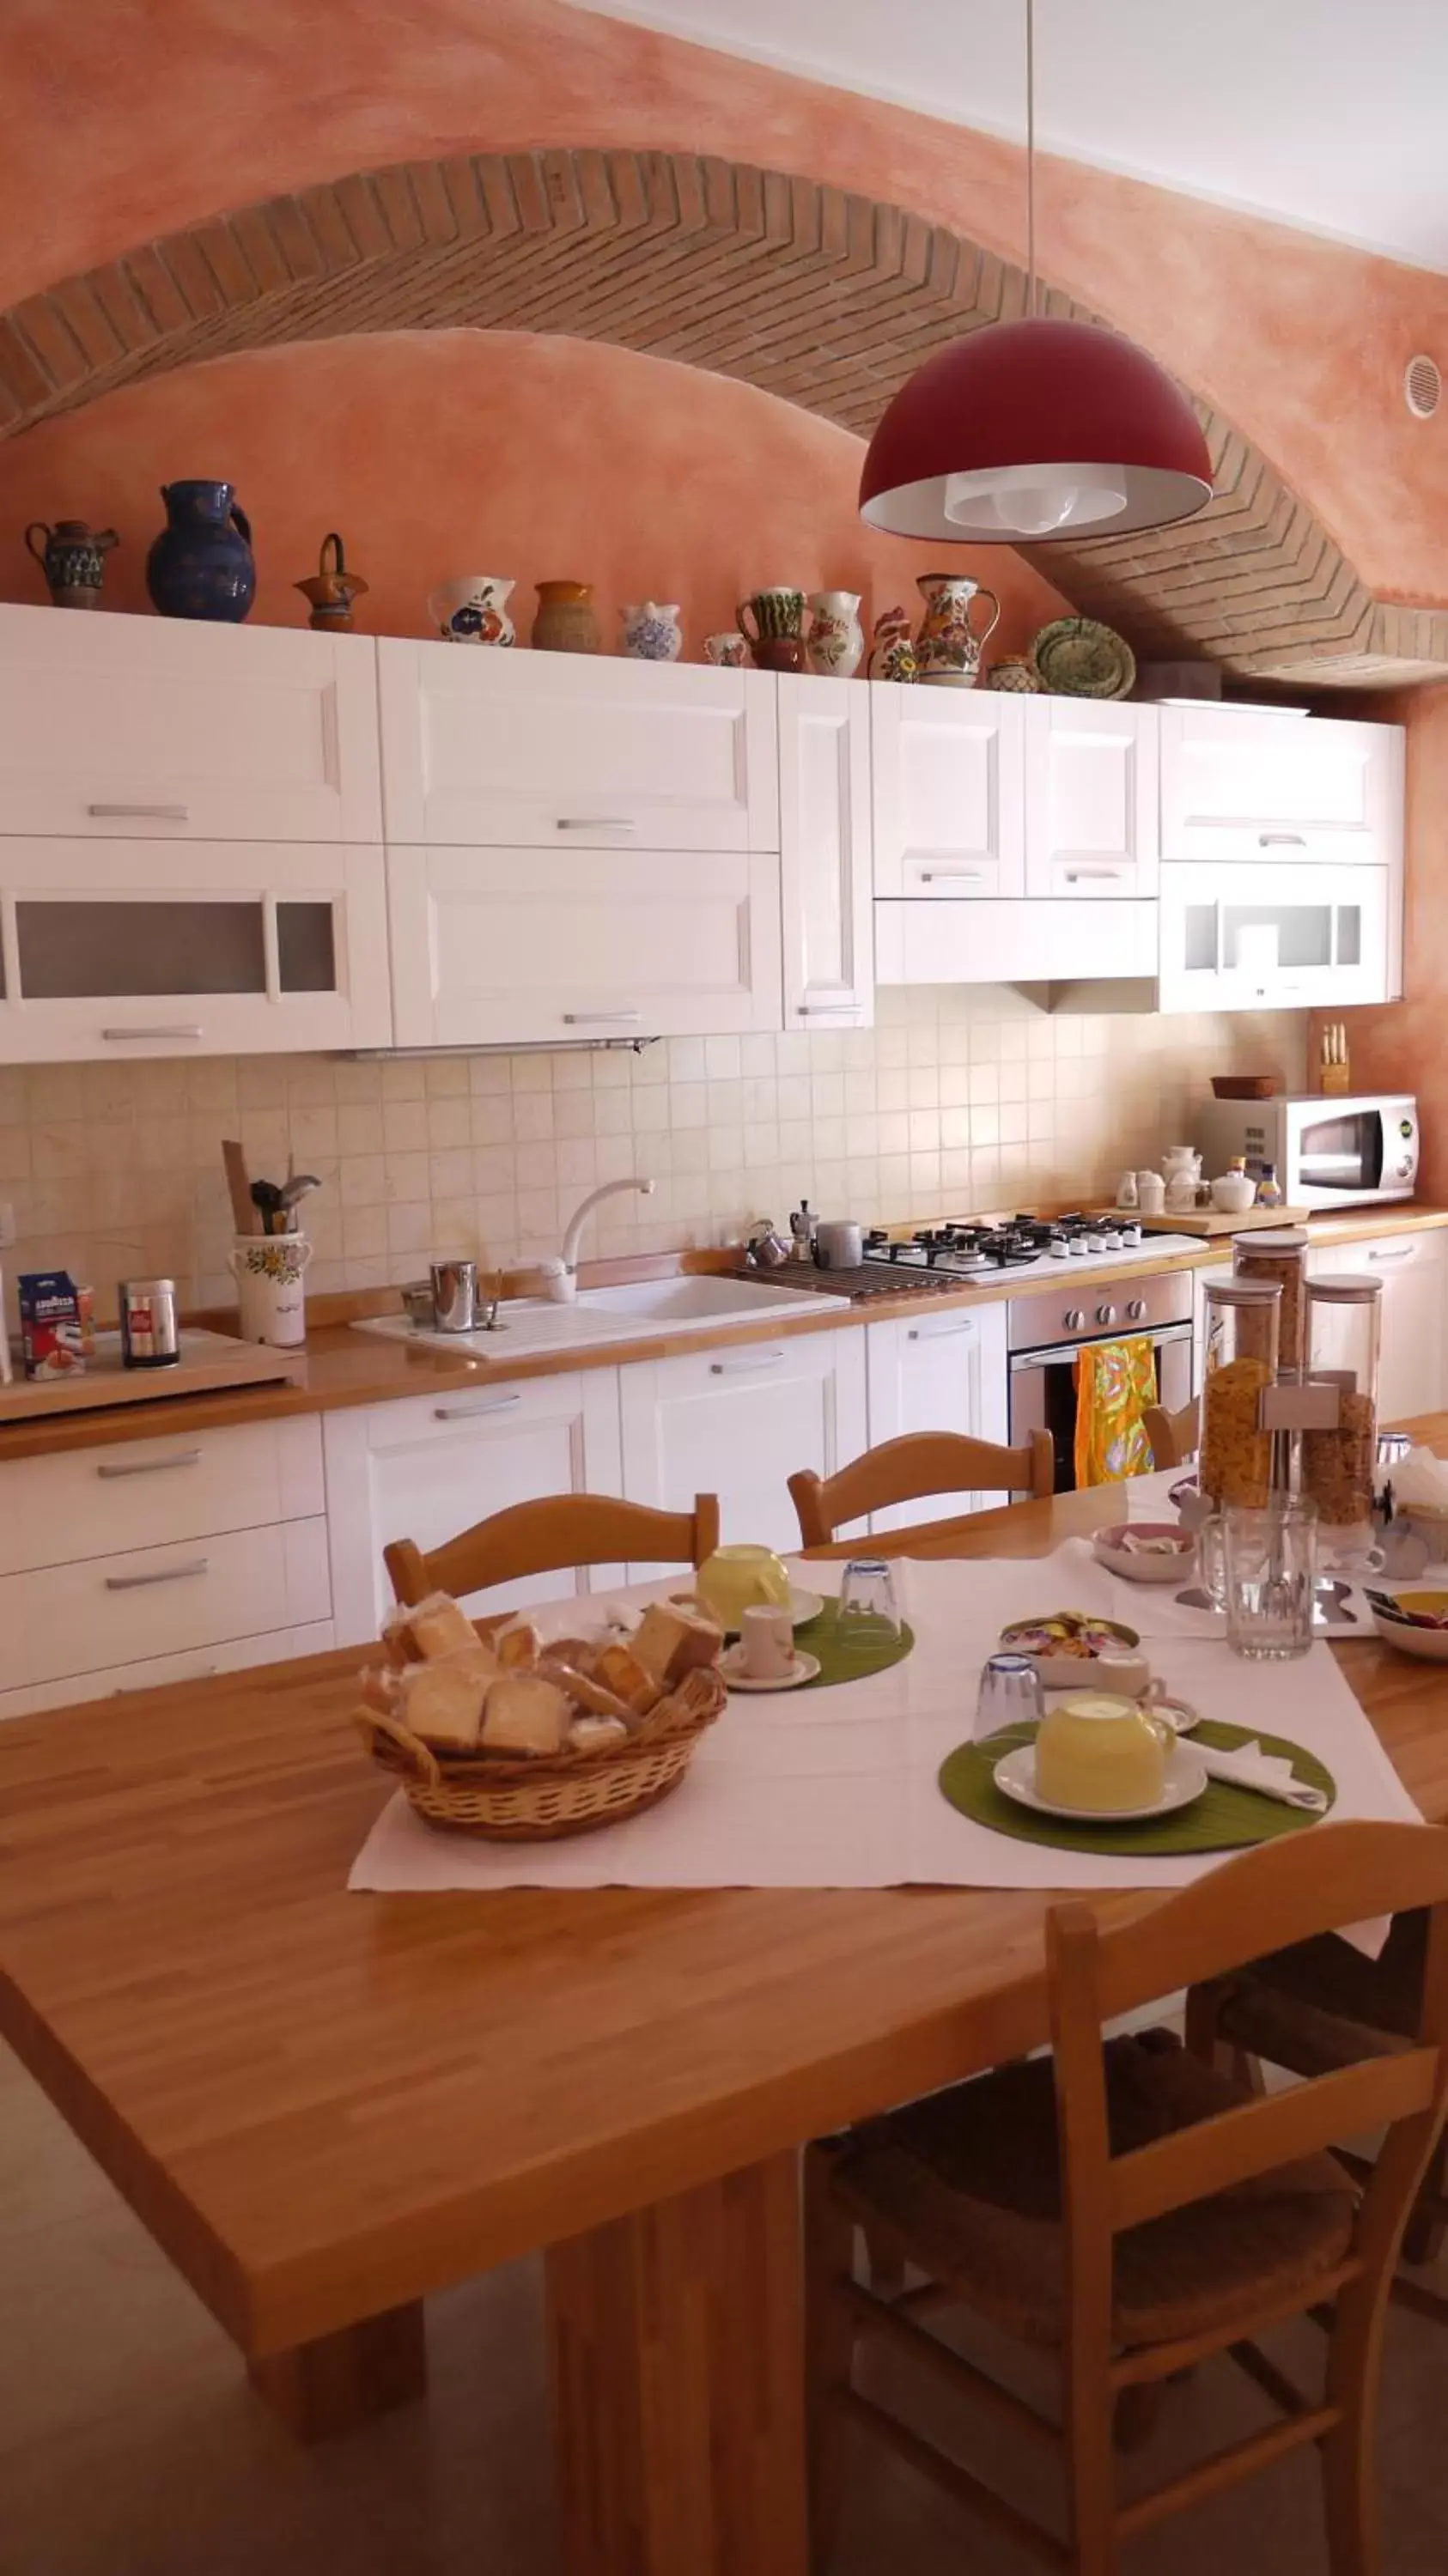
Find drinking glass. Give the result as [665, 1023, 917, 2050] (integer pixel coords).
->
[1218, 1500, 1317, 1662]
[974, 1651, 1044, 1743]
[835, 1556, 902, 1649]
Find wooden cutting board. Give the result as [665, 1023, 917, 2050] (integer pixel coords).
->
[1124, 1206, 1312, 1239]
[0, 1327, 306, 1421]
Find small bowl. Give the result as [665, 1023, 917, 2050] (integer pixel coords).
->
[998, 1610, 1146, 1692]
[1209, 1175, 1257, 1213]
[1092, 1522, 1196, 1585]
[1370, 1604, 1448, 1662]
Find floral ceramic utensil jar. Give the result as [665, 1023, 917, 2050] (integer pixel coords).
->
[806, 590, 864, 677]
[619, 601, 683, 661]
[428, 575, 515, 645]
[25, 519, 118, 609]
[913, 571, 1001, 686]
[532, 580, 599, 653]
[146, 481, 254, 622]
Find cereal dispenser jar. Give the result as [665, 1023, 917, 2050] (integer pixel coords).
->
[1302, 1274, 1383, 1540]
[1233, 1226, 1309, 1376]
[1199, 1277, 1281, 1510]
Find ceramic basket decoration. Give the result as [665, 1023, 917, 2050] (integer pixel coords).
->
[229, 1233, 312, 1347]
[295, 531, 368, 632]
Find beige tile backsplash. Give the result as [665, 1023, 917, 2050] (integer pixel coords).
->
[0, 993, 1307, 1318]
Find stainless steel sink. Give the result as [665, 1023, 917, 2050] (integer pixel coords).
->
[576, 1275, 825, 1324]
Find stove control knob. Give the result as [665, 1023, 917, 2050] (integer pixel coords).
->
[1064, 1308, 1086, 1331]
[1096, 1303, 1117, 1327]
[1126, 1297, 1147, 1321]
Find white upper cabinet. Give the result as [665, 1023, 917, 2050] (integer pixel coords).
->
[1159, 705, 1403, 867]
[777, 673, 873, 1030]
[871, 685, 1025, 899]
[873, 896, 1159, 987]
[0, 606, 380, 843]
[378, 644, 779, 851]
[1157, 861, 1392, 1015]
[386, 843, 782, 1048]
[0, 838, 392, 1060]
[1023, 698, 1159, 899]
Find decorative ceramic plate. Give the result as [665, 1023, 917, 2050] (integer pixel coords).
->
[719, 1646, 823, 1692]
[1031, 616, 1137, 701]
[993, 1741, 1208, 1823]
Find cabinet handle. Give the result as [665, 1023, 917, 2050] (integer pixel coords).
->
[104, 1557, 210, 1590]
[563, 1011, 642, 1026]
[1258, 832, 1306, 847]
[101, 1024, 204, 1042]
[919, 868, 982, 884]
[1064, 867, 1123, 882]
[113, 1662, 217, 1694]
[87, 802, 190, 821]
[710, 1348, 787, 1374]
[555, 817, 636, 833]
[433, 1394, 523, 1419]
[907, 1321, 976, 1341]
[97, 1449, 202, 1479]
[797, 1002, 860, 1017]
[1366, 1247, 1415, 1265]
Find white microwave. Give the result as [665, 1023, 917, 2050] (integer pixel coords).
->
[1198, 1093, 1418, 1208]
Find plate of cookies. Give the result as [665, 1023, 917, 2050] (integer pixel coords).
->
[353, 1589, 727, 1840]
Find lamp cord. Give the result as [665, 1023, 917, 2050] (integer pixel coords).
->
[1025, 0, 1037, 316]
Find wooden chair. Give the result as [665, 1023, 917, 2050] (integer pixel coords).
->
[789, 1429, 1055, 1551]
[805, 1820, 1448, 2576]
[1188, 1913, 1448, 2320]
[1143, 1397, 1197, 1470]
[384, 1492, 720, 1608]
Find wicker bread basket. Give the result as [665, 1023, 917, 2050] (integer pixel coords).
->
[354, 1661, 726, 1841]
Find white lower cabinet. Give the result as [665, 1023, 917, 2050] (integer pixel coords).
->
[0, 1621, 336, 1722]
[618, 1330, 869, 1564]
[324, 1370, 625, 1640]
[0, 1517, 331, 1698]
[863, 1304, 1010, 1528]
[1307, 1229, 1448, 1425]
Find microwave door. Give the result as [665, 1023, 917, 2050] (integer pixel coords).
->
[1296, 1113, 1382, 1195]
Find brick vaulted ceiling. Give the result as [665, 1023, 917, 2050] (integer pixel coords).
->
[2, 148, 1444, 688]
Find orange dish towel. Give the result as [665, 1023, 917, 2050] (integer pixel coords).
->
[1074, 1335, 1159, 1488]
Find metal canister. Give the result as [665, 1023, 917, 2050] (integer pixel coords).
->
[429, 1257, 479, 1334]
[117, 1277, 180, 1369]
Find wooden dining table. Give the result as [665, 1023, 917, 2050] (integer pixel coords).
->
[3, 1418, 1448, 2576]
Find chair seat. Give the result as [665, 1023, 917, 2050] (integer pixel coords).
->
[1216, 1914, 1427, 2077]
[829, 2032, 1357, 2352]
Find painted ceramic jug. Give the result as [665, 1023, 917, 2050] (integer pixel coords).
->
[294, 531, 368, 632]
[703, 631, 747, 668]
[867, 605, 917, 683]
[146, 481, 255, 622]
[806, 589, 864, 678]
[619, 601, 683, 662]
[913, 571, 1001, 687]
[532, 580, 599, 653]
[25, 518, 118, 608]
[429, 574, 514, 645]
[738, 586, 806, 671]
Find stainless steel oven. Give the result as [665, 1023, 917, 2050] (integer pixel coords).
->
[1007, 1270, 1195, 1492]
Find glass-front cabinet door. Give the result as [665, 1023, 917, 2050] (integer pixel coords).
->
[1157, 862, 1394, 1014]
[0, 840, 392, 1060]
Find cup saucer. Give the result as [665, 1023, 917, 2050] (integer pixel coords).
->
[719, 1644, 822, 1693]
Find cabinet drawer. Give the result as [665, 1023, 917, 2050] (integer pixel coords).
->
[0, 1416, 325, 1576]
[386, 844, 782, 1046]
[0, 1619, 336, 1722]
[0, 607, 380, 841]
[379, 645, 778, 849]
[0, 1517, 331, 1691]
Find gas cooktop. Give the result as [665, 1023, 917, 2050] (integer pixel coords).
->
[861, 1213, 1199, 1284]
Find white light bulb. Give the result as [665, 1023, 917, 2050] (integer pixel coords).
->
[944, 465, 1129, 538]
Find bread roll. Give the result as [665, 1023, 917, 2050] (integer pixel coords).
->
[569, 1714, 630, 1755]
[481, 1673, 569, 1758]
[441, 1638, 501, 1687]
[632, 1599, 724, 1691]
[538, 1659, 637, 1725]
[401, 1659, 487, 1752]
[496, 1619, 541, 1673]
[396, 1591, 478, 1663]
[595, 1643, 662, 1716]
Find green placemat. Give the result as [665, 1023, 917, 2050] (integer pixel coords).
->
[793, 1601, 916, 1690]
[938, 1720, 1335, 1856]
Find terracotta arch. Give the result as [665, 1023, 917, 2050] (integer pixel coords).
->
[1, 148, 1441, 686]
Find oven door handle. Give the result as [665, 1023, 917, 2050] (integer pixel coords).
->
[1009, 1321, 1194, 1371]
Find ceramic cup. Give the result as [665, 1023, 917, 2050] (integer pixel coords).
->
[740, 1604, 795, 1680]
[704, 631, 748, 667]
[228, 1233, 312, 1348]
[427, 575, 515, 646]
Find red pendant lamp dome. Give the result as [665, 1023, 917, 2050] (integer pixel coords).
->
[859, 0, 1213, 545]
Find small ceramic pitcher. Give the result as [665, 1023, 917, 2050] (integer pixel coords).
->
[703, 631, 748, 668]
[428, 575, 515, 645]
[25, 518, 118, 608]
[914, 571, 1001, 687]
[619, 601, 683, 662]
[806, 589, 864, 678]
[229, 1233, 313, 1348]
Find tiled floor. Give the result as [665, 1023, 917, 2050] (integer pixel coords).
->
[4, 2035, 1447, 2573]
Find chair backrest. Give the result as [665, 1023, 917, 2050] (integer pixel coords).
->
[384, 1491, 721, 1608]
[789, 1429, 1055, 1549]
[1047, 1821, 1448, 2380]
[1143, 1398, 1197, 1469]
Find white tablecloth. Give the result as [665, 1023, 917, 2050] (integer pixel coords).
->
[350, 1534, 1421, 1899]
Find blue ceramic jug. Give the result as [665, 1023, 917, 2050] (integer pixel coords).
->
[146, 480, 255, 622]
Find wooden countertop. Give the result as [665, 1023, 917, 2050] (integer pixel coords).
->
[1, 1205, 1444, 1465]
[3, 1413, 1447, 2370]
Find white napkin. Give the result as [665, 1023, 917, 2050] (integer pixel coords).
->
[1194, 1736, 1328, 1813]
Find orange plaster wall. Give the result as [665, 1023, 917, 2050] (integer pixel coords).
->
[3, 0, 1448, 603]
[0, 330, 1068, 649]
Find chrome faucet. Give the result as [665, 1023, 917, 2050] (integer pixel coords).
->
[557, 1177, 656, 1300]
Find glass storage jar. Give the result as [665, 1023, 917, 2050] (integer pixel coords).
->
[1303, 1273, 1383, 1532]
[1199, 1277, 1281, 1510]
[1233, 1227, 1309, 1375]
